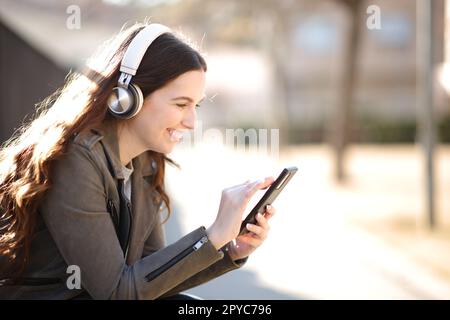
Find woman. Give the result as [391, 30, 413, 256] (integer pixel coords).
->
[0, 22, 276, 300]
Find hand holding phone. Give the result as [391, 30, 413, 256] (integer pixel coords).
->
[239, 166, 298, 236]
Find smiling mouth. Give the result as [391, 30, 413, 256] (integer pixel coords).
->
[167, 128, 185, 142]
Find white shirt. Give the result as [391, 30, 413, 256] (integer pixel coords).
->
[121, 161, 133, 202]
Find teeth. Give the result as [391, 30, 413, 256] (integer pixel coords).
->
[168, 129, 184, 142]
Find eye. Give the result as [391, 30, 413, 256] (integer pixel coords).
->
[176, 103, 202, 108]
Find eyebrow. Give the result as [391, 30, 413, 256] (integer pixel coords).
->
[171, 96, 206, 103]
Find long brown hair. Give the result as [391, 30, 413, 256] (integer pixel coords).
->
[0, 22, 207, 278]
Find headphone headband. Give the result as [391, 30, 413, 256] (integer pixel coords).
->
[120, 23, 172, 76]
[108, 23, 172, 119]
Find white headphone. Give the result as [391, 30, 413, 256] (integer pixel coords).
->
[107, 23, 172, 119]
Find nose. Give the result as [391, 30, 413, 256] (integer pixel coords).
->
[181, 107, 196, 130]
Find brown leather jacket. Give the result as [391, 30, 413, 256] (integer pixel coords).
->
[0, 119, 246, 299]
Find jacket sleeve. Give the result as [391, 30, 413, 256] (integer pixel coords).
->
[141, 216, 248, 298]
[39, 142, 225, 300]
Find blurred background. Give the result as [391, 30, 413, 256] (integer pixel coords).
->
[1, 0, 450, 299]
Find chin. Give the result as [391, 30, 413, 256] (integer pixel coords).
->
[153, 144, 175, 155]
[165, 146, 176, 154]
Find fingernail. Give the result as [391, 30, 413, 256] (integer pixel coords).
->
[266, 204, 272, 210]
[246, 223, 251, 228]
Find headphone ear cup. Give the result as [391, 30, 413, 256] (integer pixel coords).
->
[126, 83, 144, 118]
[107, 86, 135, 118]
[107, 84, 143, 119]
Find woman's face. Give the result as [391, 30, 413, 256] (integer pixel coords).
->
[125, 70, 206, 155]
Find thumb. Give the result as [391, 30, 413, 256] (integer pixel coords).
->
[259, 176, 275, 189]
[242, 176, 275, 206]
[249, 176, 274, 194]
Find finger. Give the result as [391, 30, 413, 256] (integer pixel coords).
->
[258, 176, 275, 189]
[246, 223, 267, 240]
[255, 212, 270, 231]
[263, 204, 276, 220]
[228, 179, 251, 190]
[246, 176, 275, 199]
[238, 235, 262, 247]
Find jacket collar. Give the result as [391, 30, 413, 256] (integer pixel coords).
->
[91, 119, 155, 179]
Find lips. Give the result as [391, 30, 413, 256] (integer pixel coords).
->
[167, 128, 185, 142]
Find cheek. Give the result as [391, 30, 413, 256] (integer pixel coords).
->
[134, 102, 182, 134]
[157, 107, 182, 128]
[132, 110, 171, 142]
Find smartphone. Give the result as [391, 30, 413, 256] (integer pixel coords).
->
[239, 166, 298, 236]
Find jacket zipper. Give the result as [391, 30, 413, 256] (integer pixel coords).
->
[106, 198, 132, 260]
[124, 201, 133, 261]
[144, 235, 208, 282]
[107, 199, 119, 234]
